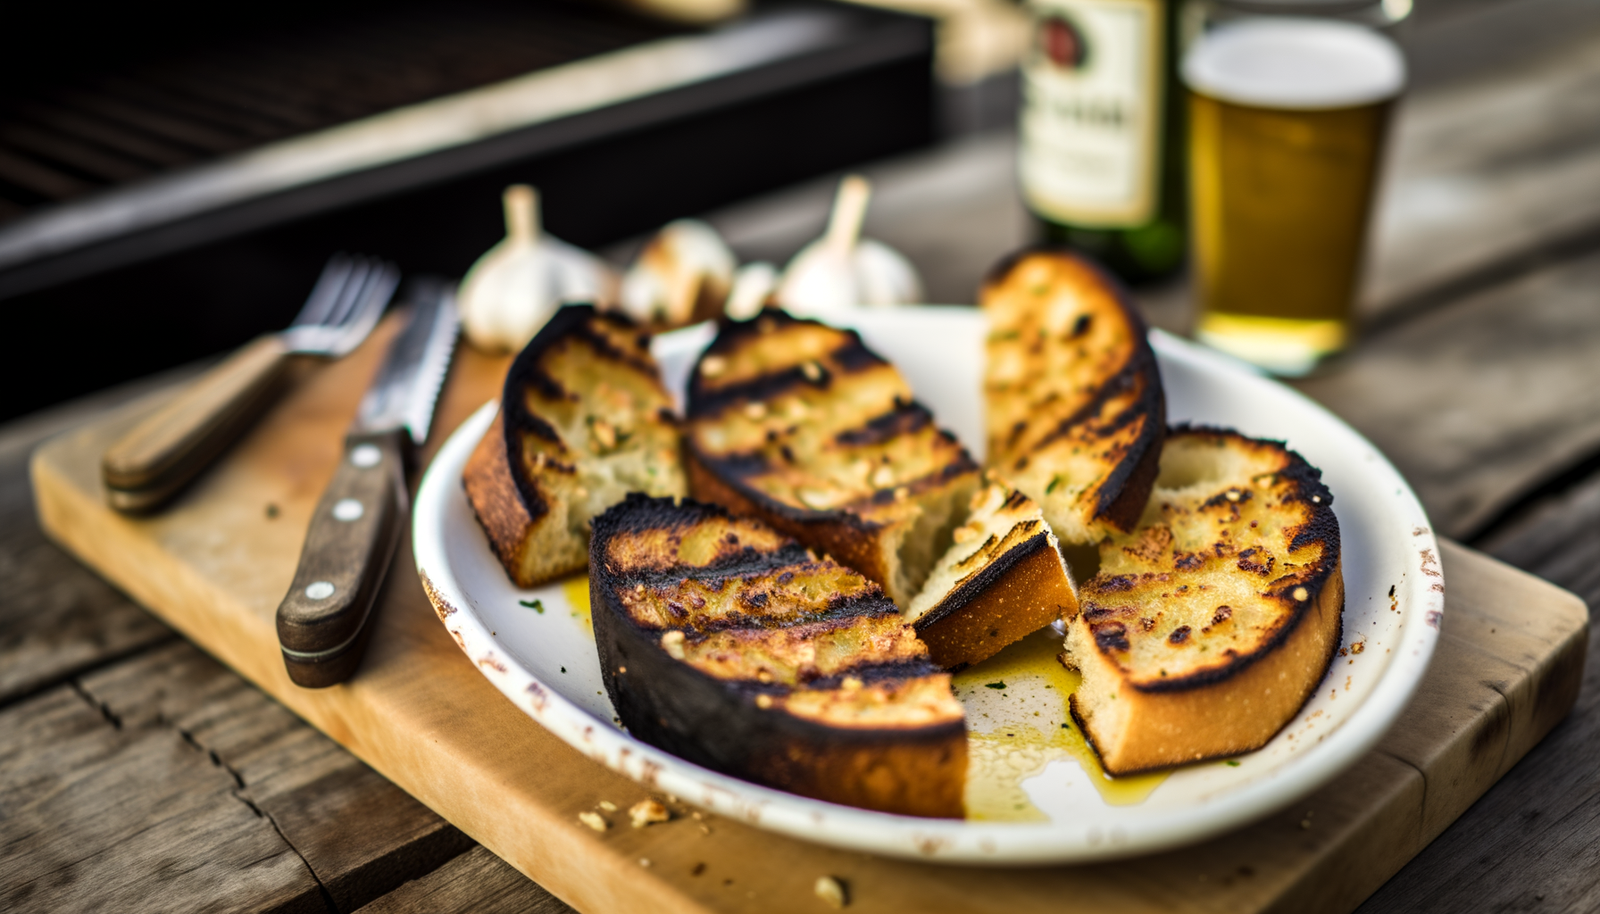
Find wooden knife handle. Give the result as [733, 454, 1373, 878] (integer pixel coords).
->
[102, 334, 293, 509]
[276, 429, 408, 688]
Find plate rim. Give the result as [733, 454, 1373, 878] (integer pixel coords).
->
[412, 314, 1443, 865]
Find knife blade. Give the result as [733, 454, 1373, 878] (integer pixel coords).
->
[275, 278, 459, 688]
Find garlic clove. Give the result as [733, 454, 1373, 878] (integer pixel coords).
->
[618, 219, 736, 328]
[548, 235, 620, 305]
[724, 261, 779, 320]
[459, 185, 619, 353]
[853, 238, 924, 306]
[775, 174, 925, 318]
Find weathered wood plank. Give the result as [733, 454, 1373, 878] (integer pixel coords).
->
[353, 847, 572, 914]
[0, 685, 326, 914]
[77, 641, 473, 913]
[1355, 473, 1600, 914]
[32, 361, 1588, 914]
[1293, 248, 1600, 540]
[1364, 2, 1600, 318]
[0, 379, 181, 706]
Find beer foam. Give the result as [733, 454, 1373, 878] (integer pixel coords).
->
[1183, 19, 1405, 110]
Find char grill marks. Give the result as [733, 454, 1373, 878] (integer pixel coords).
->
[1074, 427, 1340, 690]
[590, 494, 968, 817]
[686, 309, 976, 518]
[980, 249, 1166, 542]
[596, 496, 942, 693]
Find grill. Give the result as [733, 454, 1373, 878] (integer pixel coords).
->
[0, 0, 935, 422]
[0, 3, 680, 220]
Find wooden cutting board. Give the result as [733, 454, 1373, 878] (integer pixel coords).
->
[31, 316, 1589, 914]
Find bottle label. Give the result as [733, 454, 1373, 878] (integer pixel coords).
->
[1020, 0, 1163, 227]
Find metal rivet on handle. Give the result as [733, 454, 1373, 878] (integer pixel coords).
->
[350, 444, 382, 468]
[333, 498, 364, 522]
[305, 581, 336, 600]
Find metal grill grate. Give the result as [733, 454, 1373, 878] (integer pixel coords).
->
[0, 2, 682, 224]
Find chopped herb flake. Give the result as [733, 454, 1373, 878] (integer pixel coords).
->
[985, 681, 1006, 690]
[519, 599, 545, 613]
[1225, 759, 1240, 767]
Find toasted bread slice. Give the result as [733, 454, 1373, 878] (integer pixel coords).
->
[905, 477, 1079, 670]
[1062, 427, 1344, 775]
[981, 249, 1165, 547]
[590, 494, 966, 818]
[464, 305, 686, 588]
[684, 309, 980, 606]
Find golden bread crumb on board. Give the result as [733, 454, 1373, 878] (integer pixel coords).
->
[814, 875, 849, 908]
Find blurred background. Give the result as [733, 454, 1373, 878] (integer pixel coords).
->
[1, 0, 1597, 425]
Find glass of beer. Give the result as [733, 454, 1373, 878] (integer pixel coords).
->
[1182, 17, 1405, 375]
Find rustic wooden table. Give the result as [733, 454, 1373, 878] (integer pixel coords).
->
[5, 1, 1600, 911]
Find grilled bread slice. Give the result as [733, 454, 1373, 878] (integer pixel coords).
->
[684, 309, 980, 606]
[1063, 427, 1343, 775]
[590, 494, 966, 818]
[981, 249, 1165, 548]
[464, 304, 686, 588]
[905, 477, 1079, 670]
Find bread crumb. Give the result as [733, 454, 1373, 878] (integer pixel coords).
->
[700, 356, 727, 377]
[1293, 587, 1309, 602]
[630, 798, 672, 828]
[598, 800, 618, 812]
[578, 811, 609, 832]
[814, 876, 849, 908]
[661, 630, 686, 660]
[801, 360, 824, 382]
[756, 694, 774, 709]
[640, 858, 652, 867]
[744, 401, 767, 420]
[871, 465, 895, 488]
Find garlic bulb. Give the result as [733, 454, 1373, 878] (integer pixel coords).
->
[618, 219, 737, 328]
[775, 175, 924, 318]
[458, 185, 618, 353]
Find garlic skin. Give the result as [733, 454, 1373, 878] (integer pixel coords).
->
[724, 261, 779, 320]
[618, 219, 736, 328]
[459, 185, 618, 353]
[775, 175, 925, 318]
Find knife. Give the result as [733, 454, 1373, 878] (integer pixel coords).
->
[276, 277, 459, 688]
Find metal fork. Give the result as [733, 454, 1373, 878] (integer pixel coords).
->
[102, 254, 399, 513]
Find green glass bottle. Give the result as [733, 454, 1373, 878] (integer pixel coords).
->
[1018, 0, 1186, 284]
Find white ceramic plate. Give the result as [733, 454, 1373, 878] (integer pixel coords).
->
[413, 306, 1443, 864]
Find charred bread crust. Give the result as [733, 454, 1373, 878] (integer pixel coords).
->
[463, 304, 685, 588]
[684, 447, 896, 593]
[1063, 426, 1344, 775]
[906, 481, 1079, 670]
[981, 247, 1166, 542]
[590, 494, 966, 818]
[1068, 567, 1343, 775]
[463, 412, 549, 580]
[684, 309, 980, 605]
[914, 535, 1076, 670]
